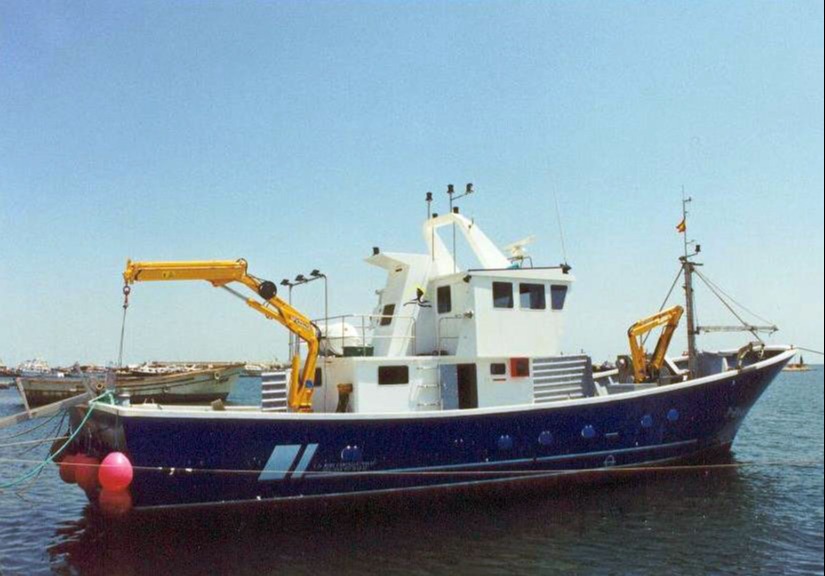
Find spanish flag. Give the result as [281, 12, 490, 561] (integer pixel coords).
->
[676, 218, 686, 233]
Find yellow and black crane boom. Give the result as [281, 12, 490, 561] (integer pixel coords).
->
[122, 259, 319, 412]
[627, 305, 684, 384]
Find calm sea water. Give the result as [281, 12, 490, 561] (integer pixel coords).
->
[1, 369, 823, 575]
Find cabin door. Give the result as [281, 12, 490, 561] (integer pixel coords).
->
[439, 363, 478, 409]
[456, 364, 478, 409]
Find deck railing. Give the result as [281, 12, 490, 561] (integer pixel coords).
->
[303, 313, 418, 357]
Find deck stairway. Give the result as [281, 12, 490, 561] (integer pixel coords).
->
[531, 356, 595, 403]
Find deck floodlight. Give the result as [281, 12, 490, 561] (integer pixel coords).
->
[295, 274, 307, 283]
[466, 183, 473, 194]
[426, 192, 433, 202]
[310, 269, 323, 278]
[280, 279, 291, 286]
[447, 184, 454, 195]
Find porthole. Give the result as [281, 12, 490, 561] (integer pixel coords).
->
[497, 435, 513, 451]
[340, 445, 363, 463]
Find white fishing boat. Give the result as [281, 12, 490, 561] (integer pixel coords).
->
[61, 191, 795, 513]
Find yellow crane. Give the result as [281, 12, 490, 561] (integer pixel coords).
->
[627, 305, 684, 383]
[122, 259, 319, 412]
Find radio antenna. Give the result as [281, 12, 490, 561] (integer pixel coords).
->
[552, 189, 569, 265]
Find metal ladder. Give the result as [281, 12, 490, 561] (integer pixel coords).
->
[414, 364, 442, 410]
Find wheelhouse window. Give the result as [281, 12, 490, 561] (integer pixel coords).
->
[550, 285, 568, 310]
[379, 304, 395, 326]
[437, 285, 452, 314]
[378, 365, 409, 385]
[519, 283, 546, 310]
[492, 282, 514, 309]
[313, 367, 323, 388]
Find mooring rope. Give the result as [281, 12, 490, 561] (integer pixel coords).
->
[0, 455, 821, 479]
[0, 409, 64, 441]
[0, 435, 69, 450]
[795, 347, 824, 357]
[0, 391, 113, 491]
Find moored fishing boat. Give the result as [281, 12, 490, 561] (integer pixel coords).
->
[63, 192, 795, 513]
[19, 364, 243, 408]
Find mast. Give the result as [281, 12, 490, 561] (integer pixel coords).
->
[679, 190, 699, 377]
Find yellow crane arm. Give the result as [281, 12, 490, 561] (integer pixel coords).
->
[627, 305, 684, 383]
[123, 259, 319, 412]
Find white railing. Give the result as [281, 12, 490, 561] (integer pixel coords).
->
[305, 313, 418, 357]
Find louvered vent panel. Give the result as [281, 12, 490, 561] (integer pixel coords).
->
[261, 371, 289, 412]
[532, 356, 592, 404]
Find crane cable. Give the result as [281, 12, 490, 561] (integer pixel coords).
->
[116, 285, 131, 367]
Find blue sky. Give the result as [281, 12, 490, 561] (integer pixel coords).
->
[1, 1, 822, 366]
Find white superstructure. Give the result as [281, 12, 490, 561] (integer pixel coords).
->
[309, 212, 577, 414]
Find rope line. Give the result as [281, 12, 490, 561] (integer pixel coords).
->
[796, 347, 824, 357]
[0, 410, 63, 441]
[0, 456, 820, 478]
[0, 435, 69, 450]
[0, 391, 113, 491]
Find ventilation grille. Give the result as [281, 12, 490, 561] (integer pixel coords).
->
[261, 371, 289, 412]
[532, 356, 593, 404]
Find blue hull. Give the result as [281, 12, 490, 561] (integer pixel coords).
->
[77, 355, 788, 510]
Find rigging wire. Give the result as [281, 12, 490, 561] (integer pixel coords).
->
[693, 270, 767, 343]
[642, 267, 684, 348]
[695, 271, 776, 327]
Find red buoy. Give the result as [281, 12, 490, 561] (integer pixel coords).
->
[98, 488, 133, 517]
[98, 452, 134, 492]
[75, 455, 100, 492]
[59, 453, 78, 484]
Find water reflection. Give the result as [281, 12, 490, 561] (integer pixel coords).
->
[47, 458, 805, 576]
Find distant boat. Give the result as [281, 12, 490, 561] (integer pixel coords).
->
[0, 360, 18, 379]
[17, 364, 243, 407]
[783, 356, 812, 372]
[0, 360, 18, 385]
[17, 358, 54, 377]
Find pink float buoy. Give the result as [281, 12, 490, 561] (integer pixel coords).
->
[98, 452, 134, 492]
